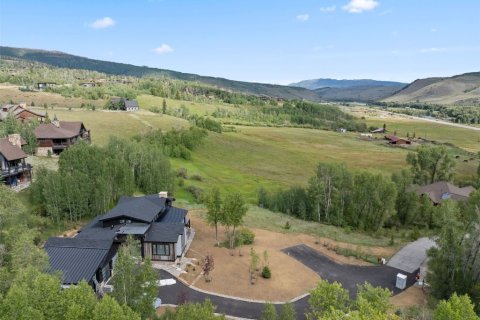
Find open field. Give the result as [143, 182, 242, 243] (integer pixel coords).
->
[173, 125, 477, 201]
[42, 108, 188, 145]
[0, 84, 105, 109]
[350, 107, 480, 153]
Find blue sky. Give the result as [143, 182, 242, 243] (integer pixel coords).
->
[1, 0, 479, 84]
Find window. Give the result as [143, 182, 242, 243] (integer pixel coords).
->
[152, 243, 170, 256]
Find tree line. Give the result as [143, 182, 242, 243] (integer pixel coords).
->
[258, 145, 464, 231]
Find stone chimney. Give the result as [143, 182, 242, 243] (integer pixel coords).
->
[52, 114, 60, 128]
[7, 134, 22, 148]
[159, 191, 168, 198]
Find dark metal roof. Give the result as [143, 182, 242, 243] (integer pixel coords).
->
[75, 214, 120, 241]
[44, 237, 112, 284]
[124, 100, 138, 108]
[144, 223, 185, 243]
[158, 206, 188, 224]
[100, 195, 166, 223]
[0, 137, 27, 161]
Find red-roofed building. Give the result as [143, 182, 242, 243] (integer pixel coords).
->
[385, 135, 411, 145]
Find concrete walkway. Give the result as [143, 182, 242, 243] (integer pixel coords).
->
[387, 237, 436, 274]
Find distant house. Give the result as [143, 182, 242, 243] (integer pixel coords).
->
[34, 118, 91, 155]
[385, 135, 411, 145]
[44, 192, 191, 292]
[36, 82, 57, 91]
[0, 134, 32, 188]
[416, 181, 475, 205]
[370, 127, 387, 134]
[80, 82, 97, 88]
[109, 98, 139, 112]
[0, 103, 46, 123]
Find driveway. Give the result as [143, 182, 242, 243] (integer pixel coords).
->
[157, 270, 310, 320]
[157, 245, 418, 319]
[387, 237, 436, 274]
[282, 244, 418, 297]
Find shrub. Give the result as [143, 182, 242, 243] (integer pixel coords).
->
[410, 226, 420, 241]
[191, 174, 203, 181]
[185, 185, 204, 203]
[177, 178, 185, 187]
[176, 168, 188, 179]
[284, 221, 291, 230]
[237, 228, 255, 245]
[261, 266, 271, 279]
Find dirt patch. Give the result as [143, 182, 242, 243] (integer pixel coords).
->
[391, 285, 427, 309]
[180, 210, 395, 301]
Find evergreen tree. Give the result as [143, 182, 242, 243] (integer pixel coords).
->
[261, 303, 278, 320]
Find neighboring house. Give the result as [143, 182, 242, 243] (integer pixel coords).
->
[37, 82, 57, 91]
[385, 135, 411, 145]
[416, 181, 476, 205]
[0, 103, 46, 123]
[80, 82, 97, 87]
[44, 193, 191, 292]
[109, 98, 139, 112]
[34, 118, 91, 155]
[0, 134, 32, 188]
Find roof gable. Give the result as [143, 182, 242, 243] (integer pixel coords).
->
[99, 195, 166, 223]
[0, 137, 27, 160]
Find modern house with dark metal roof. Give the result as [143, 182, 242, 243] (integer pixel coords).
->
[34, 117, 91, 155]
[416, 181, 476, 205]
[44, 192, 191, 292]
[0, 134, 32, 188]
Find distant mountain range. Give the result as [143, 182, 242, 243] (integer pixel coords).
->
[382, 72, 480, 105]
[289, 78, 406, 90]
[1, 46, 479, 105]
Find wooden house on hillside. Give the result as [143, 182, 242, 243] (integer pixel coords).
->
[0, 103, 46, 123]
[44, 192, 191, 293]
[0, 134, 32, 188]
[34, 117, 91, 155]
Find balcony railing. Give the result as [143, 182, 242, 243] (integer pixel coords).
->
[1, 163, 32, 177]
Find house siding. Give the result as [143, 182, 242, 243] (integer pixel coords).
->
[144, 242, 175, 261]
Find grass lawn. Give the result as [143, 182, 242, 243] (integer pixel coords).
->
[173, 126, 413, 201]
[44, 108, 188, 145]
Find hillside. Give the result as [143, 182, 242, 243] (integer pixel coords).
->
[314, 85, 403, 102]
[0, 46, 319, 101]
[290, 78, 406, 90]
[383, 72, 480, 105]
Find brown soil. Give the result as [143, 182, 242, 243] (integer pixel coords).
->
[180, 211, 392, 301]
[391, 285, 427, 309]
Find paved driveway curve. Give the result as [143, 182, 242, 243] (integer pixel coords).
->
[282, 244, 418, 298]
[158, 245, 418, 319]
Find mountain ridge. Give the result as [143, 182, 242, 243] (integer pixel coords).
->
[290, 78, 406, 90]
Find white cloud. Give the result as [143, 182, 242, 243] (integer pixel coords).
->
[296, 14, 310, 21]
[343, 0, 379, 13]
[153, 44, 174, 54]
[320, 6, 336, 13]
[89, 17, 115, 29]
[419, 47, 446, 53]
